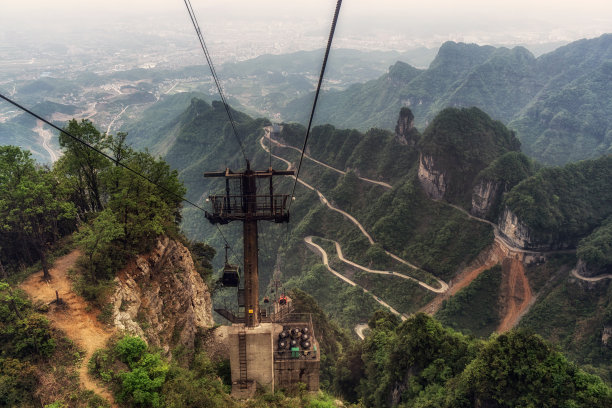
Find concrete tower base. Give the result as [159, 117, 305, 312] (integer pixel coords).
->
[227, 318, 320, 399]
[228, 323, 280, 398]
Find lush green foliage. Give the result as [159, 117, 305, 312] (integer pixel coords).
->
[90, 335, 169, 407]
[339, 313, 612, 407]
[365, 177, 493, 279]
[452, 331, 612, 407]
[520, 266, 612, 384]
[0, 146, 76, 279]
[577, 216, 612, 272]
[58, 119, 110, 213]
[54, 120, 187, 282]
[504, 155, 612, 246]
[473, 151, 535, 219]
[90, 333, 344, 408]
[0, 284, 55, 360]
[279, 122, 416, 183]
[419, 107, 521, 207]
[436, 265, 502, 337]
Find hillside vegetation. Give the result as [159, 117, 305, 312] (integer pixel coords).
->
[503, 155, 612, 247]
[335, 312, 612, 407]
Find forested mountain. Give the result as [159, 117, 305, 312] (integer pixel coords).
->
[281, 34, 612, 165]
[3, 89, 612, 405]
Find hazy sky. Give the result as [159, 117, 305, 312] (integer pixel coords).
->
[3, 1, 612, 54]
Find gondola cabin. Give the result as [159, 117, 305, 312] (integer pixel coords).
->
[221, 263, 240, 287]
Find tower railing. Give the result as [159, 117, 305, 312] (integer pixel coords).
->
[206, 194, 291, 223]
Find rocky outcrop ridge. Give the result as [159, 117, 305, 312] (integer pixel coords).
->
[498, 208, 533, 249]
[395, 107, 417, 147]
[471, 179, 501, 218]
[111, 236, 214, 354]
[418, 153, 446, 200]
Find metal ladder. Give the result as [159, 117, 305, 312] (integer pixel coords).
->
[238, 331, 248, 389]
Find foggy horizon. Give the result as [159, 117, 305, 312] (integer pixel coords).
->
[3, 0, 612, 61]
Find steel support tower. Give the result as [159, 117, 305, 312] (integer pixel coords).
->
[205, 160, 293, 327]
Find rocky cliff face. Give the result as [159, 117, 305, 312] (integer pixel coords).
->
[471, 179, 501, 218]
[395, 107, 418, 147]
[111, 236, 214, 354]
[498, 208, 533, 249]
[418, 153, 446, 200]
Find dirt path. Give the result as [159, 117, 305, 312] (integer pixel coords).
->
[497, 256, 532, 332]
[20, 250, 116, 406]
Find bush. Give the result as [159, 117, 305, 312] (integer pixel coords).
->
[115, 335, 148, 368]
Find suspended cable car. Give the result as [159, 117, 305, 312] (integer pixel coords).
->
[221, 245, 240, 287]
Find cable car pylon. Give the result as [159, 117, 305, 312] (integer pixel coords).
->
[206, 160, 294, 327]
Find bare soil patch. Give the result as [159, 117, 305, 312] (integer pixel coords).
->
[497, 256, 532, 333]
[422, 240, 507, 314]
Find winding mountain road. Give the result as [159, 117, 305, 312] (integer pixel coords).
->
[106, 104, 130, 134]
[259, 131, 447, 294]
[332, 239, 447, 293]
[260, 126, 573, 336]
[571, 268, 612, 282]
[264, 129, 392, 189]
[33, 119, 60, 162]
[305, 236, 407, 321]
[354, 323, 369, 340]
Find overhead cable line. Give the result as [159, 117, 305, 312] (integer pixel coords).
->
[214, 223, 243, 267]
[183, 0, 248, 163]
[0, 92, 242, 264]
[289, 0, 342, 211]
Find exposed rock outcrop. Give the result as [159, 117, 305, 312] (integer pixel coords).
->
[602, 326, 612, 348]
[576, 258, 612, 279]
[471, 179, 501, 218]
[498, 208, 533, 249]
[395, 107, 417, 147]
[111, 236, 214, 354]
[576, 259, 597, 278]
[418, 153, 446, 200]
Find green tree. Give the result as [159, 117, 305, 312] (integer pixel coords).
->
[114, 336, 168, 407]
[103, 150, 185, 252]
[0, 146, 76, 279]
[58, 119, 110, 213]
[75, 208, 124, 280]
